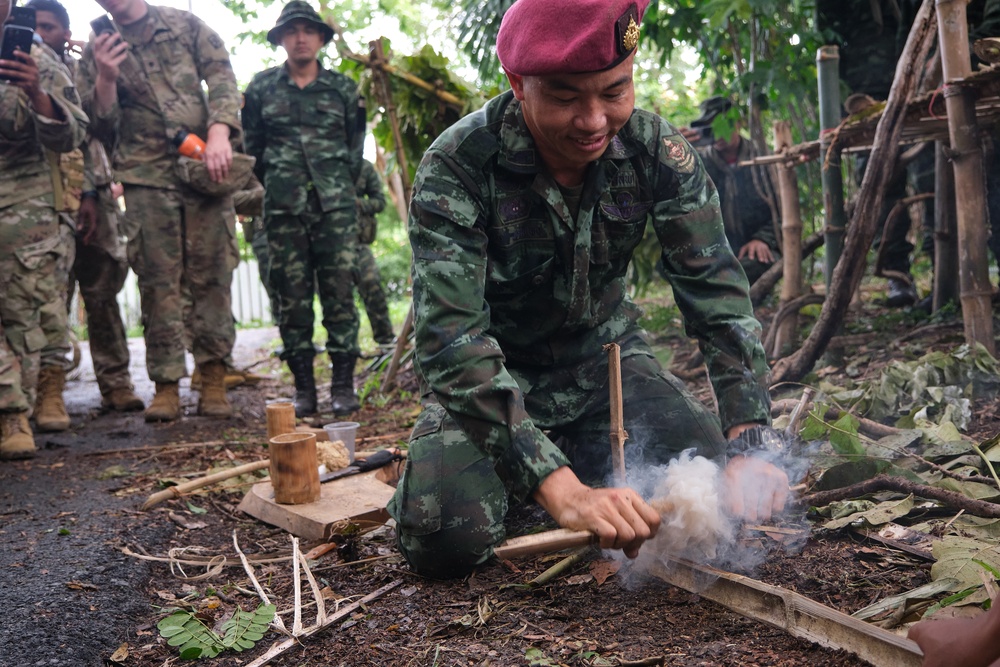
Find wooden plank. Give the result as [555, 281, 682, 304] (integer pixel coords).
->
[237, 471, 395, 541]
[648, 558, 924, 667]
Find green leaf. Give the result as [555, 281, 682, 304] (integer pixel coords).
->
[186, 501, 208, 515]
[823, 495, 915, 531]
[813, 459, 922, 491]
[930, 537, 1000, 586]
[178, 645, 203, 660]
[828, 413, 864, 460]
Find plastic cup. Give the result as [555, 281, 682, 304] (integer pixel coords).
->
[323, 421, 360, 462]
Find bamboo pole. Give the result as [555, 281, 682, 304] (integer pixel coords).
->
[382, 305, 413, 391]
[268, 432, 320, 505]
[935, 0, 995, 354]
[817, 45, 847, 291]
[772, 121, 803, 354]
[369, 39, 412, 205]
[604, 343, 627, 486]
[932, 140, 960, 310]
[141, 460, 270, 510]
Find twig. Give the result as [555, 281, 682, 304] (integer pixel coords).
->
[972, 443, 1000, 491]
[84, 440, 245, 457]
[604, 343, 627, 486]
[141, 460, 270, 510]
[233, 531, 289, 635]
[120, 545, 292, 567]
[770, 399, 900, 439]
[243, 579, 403, 667]
[801, 474, 1000, 517]
[528, 547, 591, 587]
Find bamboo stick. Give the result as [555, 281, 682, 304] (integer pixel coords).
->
[772, 121, 803, 354]
[141, 460, 270, 510]
[604, 343, 627, 486]
[269, 432, 320, 505]
[266, 402, 296, 440]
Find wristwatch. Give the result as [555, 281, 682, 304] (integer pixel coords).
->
[726, 424, 784, 458]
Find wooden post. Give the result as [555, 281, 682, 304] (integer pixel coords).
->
[382, 305, 413, 391]
[932, 140, 960, 310]
[605, 343, 627, 486]
[935, 0, 995, 354]
[772, 121, 803, 355]
[269, 432, 320, 505]
[369, 39, 412, 204]
[816, 45, 847, 291]
[266, 402, 296, 441]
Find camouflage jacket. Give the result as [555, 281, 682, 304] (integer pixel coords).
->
[0, 42, 88, 212]
[698, 137, 777, 253]
[242, 63, 364, 215]
[76, 5, 242, 189]
[355, 159, 385, 244]
[410, 91, 770, 497]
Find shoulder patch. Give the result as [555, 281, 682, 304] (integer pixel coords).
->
[208, 34, 224, 50]
[662, 138, 697, 175]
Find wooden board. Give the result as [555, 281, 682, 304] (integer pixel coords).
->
[237, 471, 395, 541]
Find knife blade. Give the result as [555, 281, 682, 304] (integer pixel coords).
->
[318, 448, 400, 484]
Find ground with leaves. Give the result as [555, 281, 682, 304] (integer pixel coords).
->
[1, 295, 999, 667]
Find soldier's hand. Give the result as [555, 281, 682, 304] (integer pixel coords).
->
[907, 601, 1000, 667]
[737, 239, 775, 264]
[93, 32, 129, 83]
[77, 196, 99, 246]
[533, 466, 660, 558]
[722, 455, 788, 523]
[205, 123, 233, 182]
[679, 126, 702, 144]
[0, 48, 42, 100]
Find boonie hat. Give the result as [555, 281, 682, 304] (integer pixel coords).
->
[690, 96, 733, 129]
[176, 153, 257, 199]
[497, 0, 650, 76]
[267, 0, 334, 46]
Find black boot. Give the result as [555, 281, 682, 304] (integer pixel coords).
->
[329, 353, 360, 416]
[286, 355, 317, 417]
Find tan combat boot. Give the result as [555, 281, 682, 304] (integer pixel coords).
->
[35, 366, 71, 432]
[190, 367, 246, 391]
[0, 411, 36, 460]
[101, 387, 145, 412]
[145, 382, 180, 422]
[197, 361, 233, 418]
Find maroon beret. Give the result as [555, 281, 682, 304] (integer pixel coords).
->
[497, 0, 650, 76]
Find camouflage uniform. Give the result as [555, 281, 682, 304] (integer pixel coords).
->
[354, 159, 393, 344]
[77, 5, 241, 383]
[233, 178, 280, 321]
[0, 43, 87, 412]
[388, 91, 771, 577]
[242, 62, 364, 361]
[698, 137, 779, 284]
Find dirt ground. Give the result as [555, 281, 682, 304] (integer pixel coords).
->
[1, 319, 997, 667]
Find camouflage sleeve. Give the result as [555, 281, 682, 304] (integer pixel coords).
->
[31, 44, 88, 153]
[241, 77, 265, 182]
[357, 161, 385, 216]
[343, 79, 364, 180]
[192, 16, 241, 139]
[650, 119, 770, 432]
[75, 45, 118, 147]
[409, 151, 571, 502]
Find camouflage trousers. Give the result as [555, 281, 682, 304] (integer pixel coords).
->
[122, 186, 237, 383]
[266, 196, 359, 360]
[246, 218, 280, 323]
[0, 197, 63, 413]
[37, 216, 76, 370]
[387, 334, 727, 578]
[355, 244, 393, 344]
[69, 242, 132, 395]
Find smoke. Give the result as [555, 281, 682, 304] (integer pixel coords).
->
[612, 441, 811, 590]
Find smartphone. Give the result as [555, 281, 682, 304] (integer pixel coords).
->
[0, 24, 35, 79]
[90, 15, 117, 36]
[9, 6, 37, 30]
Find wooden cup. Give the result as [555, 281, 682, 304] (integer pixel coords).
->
[266, 401, 296, 440]
[269, 432, 320, 504]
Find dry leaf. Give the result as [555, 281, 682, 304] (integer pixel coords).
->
[65, 580, 99, 591]
[565, 574, 593, 585]
[590, 559, 621, 586]
[109, 642, 129, 663]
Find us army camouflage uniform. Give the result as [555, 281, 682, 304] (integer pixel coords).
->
[387, 91, 771, 577]
[698, 137, 779, 285]
[354, 160, 393, 344]
[242, 62, 364, 360]
[0, 43, 88, 413]
[77, 5, 240, 383]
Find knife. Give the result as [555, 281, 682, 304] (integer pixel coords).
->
[318, 448, 401, 483]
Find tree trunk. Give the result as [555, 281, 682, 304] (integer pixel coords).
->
[772, 0, 939, 383]
[772, 121, 804, 354]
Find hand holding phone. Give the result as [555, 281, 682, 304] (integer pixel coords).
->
[89, 15, 117, 36]
[0, 24, 36, 83]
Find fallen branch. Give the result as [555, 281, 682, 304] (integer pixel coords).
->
[141, 460, 270, 510]
[770, 399, 900, 439]
[801, 474, 1000, 517]
[243, 579, 403, 667]
[84, 440, 241, 457]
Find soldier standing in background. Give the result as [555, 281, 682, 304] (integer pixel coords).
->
[26, 0, 145, 418]
[243, 1, 365, 418]
[354, 158, 394, 347]
[0, 0, 88, 457]
[388, 0, 789, 578]
[78, 0, 242, 422]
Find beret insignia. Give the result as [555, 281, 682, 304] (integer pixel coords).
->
[616, 4, 640, 56]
